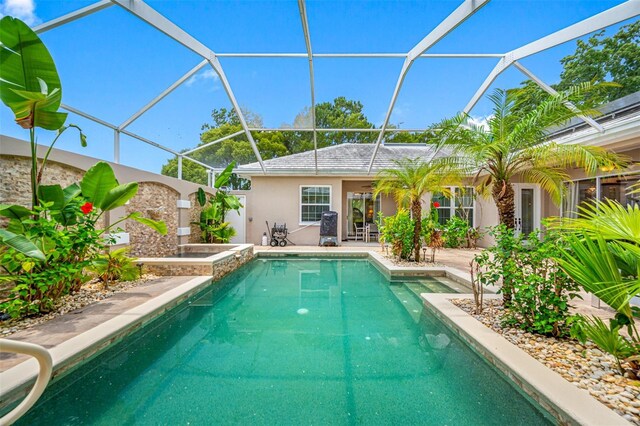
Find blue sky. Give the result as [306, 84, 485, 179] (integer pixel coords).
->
[0, 0, 635, 174]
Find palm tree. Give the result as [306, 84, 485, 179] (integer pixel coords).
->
[429, 85, 627, 228]
[374, 158, 460, 262]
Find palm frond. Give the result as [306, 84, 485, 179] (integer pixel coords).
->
[557, 233, 633, 317]
[520, 167, 568, 204]
[551, 199, 640, 244]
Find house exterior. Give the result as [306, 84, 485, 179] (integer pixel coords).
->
[236, 92, 640, 247]
[235, 143, 448, 246]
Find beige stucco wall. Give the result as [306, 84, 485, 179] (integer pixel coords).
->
[246, 176, 343, 246]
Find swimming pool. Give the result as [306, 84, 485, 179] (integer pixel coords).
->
[16, 258, 552, 424]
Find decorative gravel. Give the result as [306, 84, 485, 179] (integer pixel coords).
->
[380, 252, 445, 267]
[452, 298, 640, 424]
[0, 275, 159, 338]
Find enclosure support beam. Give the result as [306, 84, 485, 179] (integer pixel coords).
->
[182, 130, 245, 155]
[114, 129, 120, 163]
[177, 156, 183, 180]
[463, 57, 512, 113]
[512, 61, 604, 133]
[119, 60, 209, 130]
[61, 103, 117, 130]
[33, 0, 113, 34]
[464, 0, 640, 114]
[206, 59, 266, 172]
[110, 0, 266, 173]
[298, 0, 318, 174]
[181, 155, 216, 171]
[367, 0, 490, 173]
[214, 53, 505, 58]
[249, 127, 427, 133]
[62, 103, 178, 156]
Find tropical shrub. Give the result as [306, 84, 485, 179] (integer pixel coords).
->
[91, 247, 140, 288]
[571, 316, 635, 374]
[421, 204, 443, 262]
[474, 226, 579, 337]
[0, 162, 166, 318]
[379, 209, 414, 260]
[195, 162, 242, 243]
[0, 17, 166, 319]
[442, 216, 469, 248]
[466, 227, 482, 249]
[429, 86, 626, 229]
[553, 198, 640, 373]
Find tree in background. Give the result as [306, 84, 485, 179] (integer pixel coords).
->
[161, 98, 423, 184]
[510, 22, 639, 114]
[161, 107, 288, 187]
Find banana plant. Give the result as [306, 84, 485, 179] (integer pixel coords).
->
[0, 16, 85, 208]
[195, 162, 242, 243]
[76, 161, 167, 234]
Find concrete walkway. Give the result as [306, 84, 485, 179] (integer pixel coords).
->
[0, 276, 196, 371]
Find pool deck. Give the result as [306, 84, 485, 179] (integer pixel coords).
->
[0, 276, 198, 371]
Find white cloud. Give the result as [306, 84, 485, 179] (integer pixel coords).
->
[468, 115, 490, 131]
[185, 69, 220, 89]
[0, 0, 40, 26]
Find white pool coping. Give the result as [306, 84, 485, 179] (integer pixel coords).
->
[422, 293, 630, 426]
[0, 276, 212, 407]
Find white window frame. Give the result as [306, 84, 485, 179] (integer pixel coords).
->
[561, 170, 640, 217]
[299, 185, 332, 225]
[432, 186, 476, 226]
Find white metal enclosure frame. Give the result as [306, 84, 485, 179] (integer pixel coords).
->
[28, 0, 640, 178]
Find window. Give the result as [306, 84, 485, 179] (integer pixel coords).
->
[563, 172, 640, 218]
[300, 186, 331, 223]
[432, 187, 475, 226]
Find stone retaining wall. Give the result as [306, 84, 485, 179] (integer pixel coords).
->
[0, 147, 208, 257]
[126, 182, 180, 257]
[142, 245, 254, 280]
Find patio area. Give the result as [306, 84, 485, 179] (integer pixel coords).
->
[1, 0, 639, 424]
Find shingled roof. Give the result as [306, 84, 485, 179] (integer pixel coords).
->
[236, 143, 443, 176]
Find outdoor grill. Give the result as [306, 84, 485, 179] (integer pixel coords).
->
[318, 211, 338, 246]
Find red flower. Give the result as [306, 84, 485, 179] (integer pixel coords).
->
[433, 201, 441, 208]
[81, 202, 93, 215]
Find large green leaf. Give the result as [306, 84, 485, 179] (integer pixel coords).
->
[63, 182, 82, 203]
[38, 184, 64, 210]
[0, 16, 66, 130]
[100, 182, 138, 211]
[81, 162, 119, 207]
[0, 229, 45, 261]
[196, 187, 207, 207]
[128, 212, 167, 235]
[0, 204, 32, 220]
[223, 194, 243, 211]
[214, 162, 235, 189]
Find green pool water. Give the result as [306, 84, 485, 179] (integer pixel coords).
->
[17, 258, 552, 425]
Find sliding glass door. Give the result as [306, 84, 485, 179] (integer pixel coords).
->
[346, 192, 381, 239]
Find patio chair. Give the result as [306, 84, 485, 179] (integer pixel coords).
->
[368, 222, 379, 242]
[354, 222, 365, 241]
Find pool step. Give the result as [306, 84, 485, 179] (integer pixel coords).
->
[388, 284, 424, 323]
